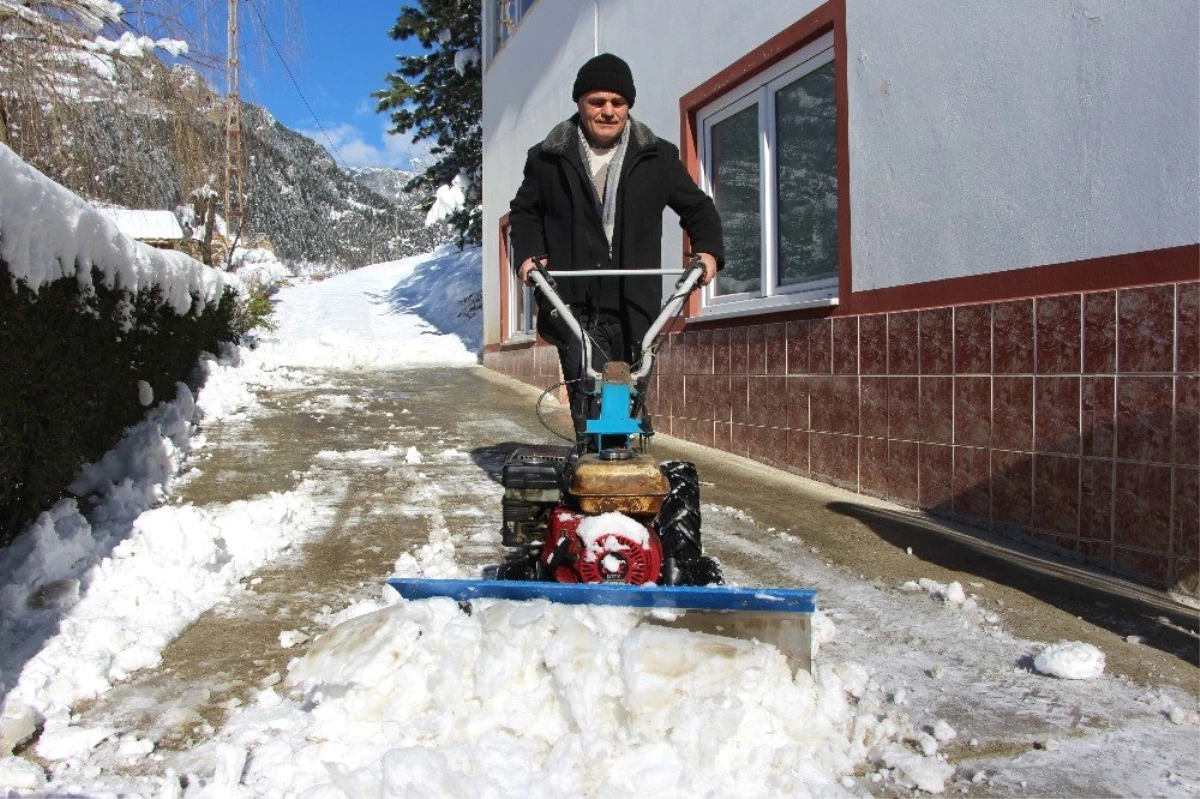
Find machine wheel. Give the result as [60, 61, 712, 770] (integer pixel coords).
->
[495, 550, 540, 581]
[656, 461, 723, 585]
[679, 555, 724, 587]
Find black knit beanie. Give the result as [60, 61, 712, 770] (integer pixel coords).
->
[572, 53, 636, 106]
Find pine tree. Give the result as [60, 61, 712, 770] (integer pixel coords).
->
[375, 0, 481, 246]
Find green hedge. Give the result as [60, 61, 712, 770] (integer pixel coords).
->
[0, 260, 239, 545]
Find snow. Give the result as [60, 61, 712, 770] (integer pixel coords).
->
[94, 31, 152, 57]
[209, 592, 878, 798]
[88, 31, 189, 58]
[0, 144, 235, 314]
[229, 247, 289, 286]
[94, 208, 184, 241]
[454, 47, 481, 74]
[244, 245, 480, 370]
[902, 577, 968, 605]
[1033, 641, 1106, 680]
[425, 172, 470, 227]
[576, 511, 651, 562]
[0, 243, 482, 771]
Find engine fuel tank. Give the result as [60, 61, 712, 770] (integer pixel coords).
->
[568, 452, 668, 515]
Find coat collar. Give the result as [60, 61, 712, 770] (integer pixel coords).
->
[542, 114, 658, 157]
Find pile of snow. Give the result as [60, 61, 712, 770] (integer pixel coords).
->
[154, 516, 960, 797]
[902, 577, 969, 605]
[1033, 641, 1106, 680]
[230, 247, 290, 287]
[193, 592, 955, 797]
[378, 244, 482, 352]
[0, 144, 234, 314]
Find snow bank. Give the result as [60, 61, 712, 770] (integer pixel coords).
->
[206, 597, 912, 797]
[0, 363, 332, 759]
[230, 247, 289, 287]
[0, 144, 235, 314]
[179, 526, 960, 798]
[378, 245, 482, 352]
[1033, 641, 1106, 680]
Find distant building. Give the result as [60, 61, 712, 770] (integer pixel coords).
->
[479, 1, 1200, 598]
[95, 208, 186, 251]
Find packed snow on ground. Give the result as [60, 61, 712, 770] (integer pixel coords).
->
[238, 244, 481, 373]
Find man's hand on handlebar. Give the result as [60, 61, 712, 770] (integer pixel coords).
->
[694, 253, 718, 286]
[517, 258, 540, 285]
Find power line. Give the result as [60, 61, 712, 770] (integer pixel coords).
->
[243, 0, 350, 171]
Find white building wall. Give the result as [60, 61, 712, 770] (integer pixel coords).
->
[848, 0, 1199, 291]
[482, 0, 1199, 343]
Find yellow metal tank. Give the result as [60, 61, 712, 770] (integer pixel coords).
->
[569, 453, 668, 516]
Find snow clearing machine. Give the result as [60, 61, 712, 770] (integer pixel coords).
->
[389, 259, 815, 670]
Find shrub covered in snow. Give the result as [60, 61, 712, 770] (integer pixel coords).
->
[0, 144, 240, 546]
[0, 262, 238, 545]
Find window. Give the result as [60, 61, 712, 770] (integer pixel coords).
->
[494, 0, 538, 56]
[503, 223, 535, 339]
[697, 32, 838, 316]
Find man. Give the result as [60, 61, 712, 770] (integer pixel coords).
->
[509, 53, 724, 441]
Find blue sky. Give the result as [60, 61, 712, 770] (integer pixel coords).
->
[230, 1, 430, 170]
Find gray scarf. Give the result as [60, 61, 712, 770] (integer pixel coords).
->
[577, 120, 630, 254]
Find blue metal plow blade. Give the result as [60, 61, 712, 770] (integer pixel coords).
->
[387, 578, 818, 671]
[388, 578, 816, 612]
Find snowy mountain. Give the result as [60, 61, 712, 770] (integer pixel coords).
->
[1, 56, 450, 270]
[241, 107, 448, 267]
[348, 166, 420, 203]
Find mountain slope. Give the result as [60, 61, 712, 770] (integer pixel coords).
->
[2, 55, 449, 269]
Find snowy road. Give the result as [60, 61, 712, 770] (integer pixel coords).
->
[1, 252, 1196, 797]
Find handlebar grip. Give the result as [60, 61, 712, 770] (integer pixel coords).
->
[531, 255, 555, 288]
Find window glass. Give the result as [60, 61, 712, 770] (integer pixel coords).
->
[695, 34, 837, 316]
[775, 61, 838, 287]
[711, 104, 761, 296]
[505, 227, 534, 337]
[496, 0, 537, 55]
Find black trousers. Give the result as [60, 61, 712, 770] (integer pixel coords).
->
[555, 308, 652, 438]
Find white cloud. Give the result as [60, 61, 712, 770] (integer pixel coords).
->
[296, 121, 431, 170]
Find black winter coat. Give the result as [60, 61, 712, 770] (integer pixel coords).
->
[509, 115, 724, 348]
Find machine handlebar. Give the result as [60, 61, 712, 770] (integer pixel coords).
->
[527, 255, 705, 381]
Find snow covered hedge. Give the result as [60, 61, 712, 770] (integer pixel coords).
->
[0, 145, 239, 545]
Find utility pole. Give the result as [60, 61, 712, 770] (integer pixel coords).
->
[224, 0, 245, 247]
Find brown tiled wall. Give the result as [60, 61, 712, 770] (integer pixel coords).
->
[483, 341, 564, 399]
[484, 281, 1200, 597]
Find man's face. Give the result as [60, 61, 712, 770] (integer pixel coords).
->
[576, 90, 630, 147]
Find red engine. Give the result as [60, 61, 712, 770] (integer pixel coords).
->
[541, 507, 663, 584]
